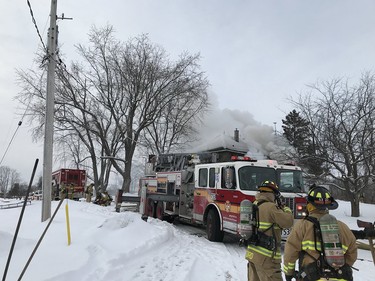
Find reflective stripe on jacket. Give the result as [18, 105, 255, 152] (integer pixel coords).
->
[283, 209, 357, 278]
[245, 192, 294, 263]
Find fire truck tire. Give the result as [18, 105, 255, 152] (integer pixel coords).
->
[206, 209, 224, 242]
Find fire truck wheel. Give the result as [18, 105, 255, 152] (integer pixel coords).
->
[206, 209, 224, 242]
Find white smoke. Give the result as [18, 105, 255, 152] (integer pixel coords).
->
[190, 106, 279, 159]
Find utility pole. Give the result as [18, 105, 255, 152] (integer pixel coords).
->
[42, 0, 58, 222]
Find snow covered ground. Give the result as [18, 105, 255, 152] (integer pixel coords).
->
[0, 198, 374, 281]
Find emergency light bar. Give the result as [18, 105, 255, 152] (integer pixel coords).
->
[231, 155, 256, 162]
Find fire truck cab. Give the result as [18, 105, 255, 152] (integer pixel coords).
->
[138, 153, 307, 242]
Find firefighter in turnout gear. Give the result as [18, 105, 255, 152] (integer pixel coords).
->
[101, 190, 113, 206]
[94, 189, 113, 206]
[283, 185, 357, 281]
[245, 180, 294, 281]
[68, 183, 75, 200]
[85, 183, 94, 203]
[59, 183, 67, 199]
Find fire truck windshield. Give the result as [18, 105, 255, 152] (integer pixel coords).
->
[238, 166, 305, 193]
[277, 169, 305, 193]
[238, 166, 276, 191]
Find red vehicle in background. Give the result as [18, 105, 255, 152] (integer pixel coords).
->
[51, 169, 86, 200]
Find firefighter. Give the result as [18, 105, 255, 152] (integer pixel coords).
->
[59, 183, 67, 199]
[67, 183, 75, 200]
[101, 190, 113, 206]
[283, 185, 357, 281]
[245, 180, 294, 281]
[94, 189, 112, 206]
[85, 183, 94, 203]
[94, 188, 103, 205]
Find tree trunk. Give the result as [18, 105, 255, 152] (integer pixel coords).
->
[121, 155, 132, 193]
[121, 168, 132, 193]
[350, 195, 360, 217]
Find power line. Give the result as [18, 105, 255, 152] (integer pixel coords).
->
[0, 2, 50, 168]
[1, 1, 72, 169]
[0, 121, 23, 167]
[0, 1, 48, 167]
[0, 75, 37, 166]
[26, 0, 47, 51]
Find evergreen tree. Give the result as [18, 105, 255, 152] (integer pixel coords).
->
[282, 109, 310, 154]
[282, 110, 326, 177]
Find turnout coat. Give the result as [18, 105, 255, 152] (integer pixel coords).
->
[245, 192, 294, 264]
[283, 208, 357, 280]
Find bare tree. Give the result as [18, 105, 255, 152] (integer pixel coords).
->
[292, 72, 375, 217]
[10, 169, 20, 190]
[0, 166, 19, 197]
[141, 82, 208, 155]
[16, 25, 209, 193]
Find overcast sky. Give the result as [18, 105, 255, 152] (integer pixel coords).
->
[2, 0, 375, 181]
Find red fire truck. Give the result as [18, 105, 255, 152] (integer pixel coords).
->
[51, 168, 87, 200]
[118, 152, 307, 242]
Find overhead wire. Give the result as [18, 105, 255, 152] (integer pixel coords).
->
[0, 122, 23, 167]
[26, 0, 47, 52]
[0, 1, 48, 167]
[5, 3, 141, 167]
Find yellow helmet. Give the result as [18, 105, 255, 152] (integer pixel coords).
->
[307, 185, 338, 210]
[258, 180, 280, 195]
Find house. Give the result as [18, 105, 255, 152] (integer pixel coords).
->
[191, 128, 249, 162]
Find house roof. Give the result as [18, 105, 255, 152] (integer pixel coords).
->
[191, 133, 249, 155]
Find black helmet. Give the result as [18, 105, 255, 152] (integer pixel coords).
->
[258, 180, 280, 196]
[307, 185, 338, 210]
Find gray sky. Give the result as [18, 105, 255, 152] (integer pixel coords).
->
[1, 0, 375, 181]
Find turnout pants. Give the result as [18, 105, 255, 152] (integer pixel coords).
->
[248, 260, 282, 281]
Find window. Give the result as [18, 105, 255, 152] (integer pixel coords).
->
[68, 174, 79, 181]
[221, 166, 236, 189]
[198, 168, 208, 187]
[277, 170, 305, 192]
[238, 166, 275, 191]
[157, 178, 167, 193]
